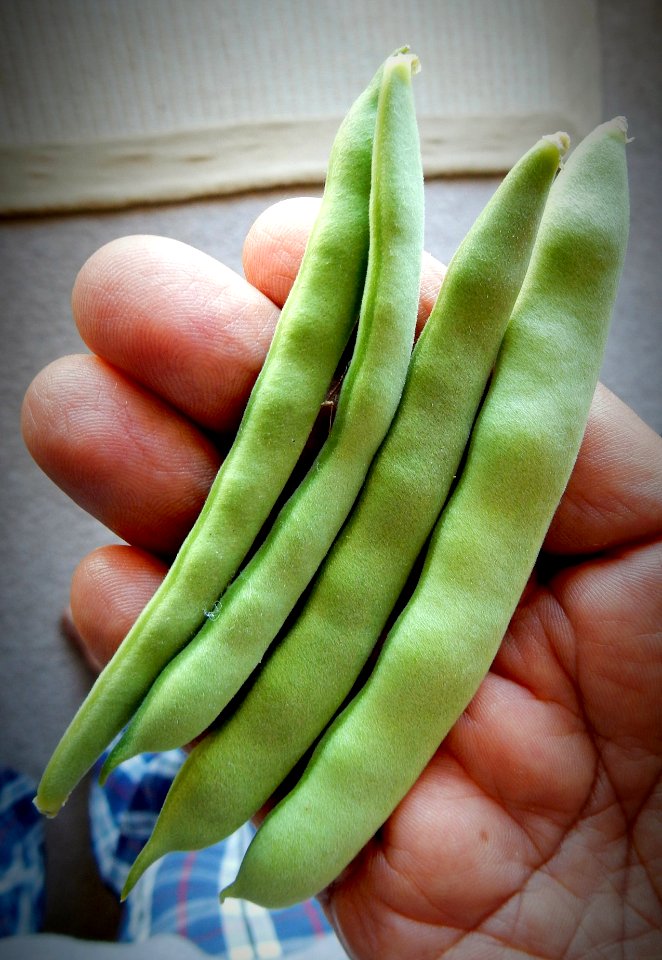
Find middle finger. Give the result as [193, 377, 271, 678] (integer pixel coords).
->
[73, 233, 282, 433]
[21, 354, 220, 556]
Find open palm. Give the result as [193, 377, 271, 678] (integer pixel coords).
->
[323, 380, 662, 958]
[22, 199, 662, 959]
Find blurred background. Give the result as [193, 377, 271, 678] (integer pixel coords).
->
[0, 0, 660, 951]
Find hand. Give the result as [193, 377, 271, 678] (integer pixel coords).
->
[22, 200, 662, 959]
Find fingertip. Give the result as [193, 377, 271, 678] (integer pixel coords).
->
[71, 234, 279, 431]
[20, 355, 79, 463]
[241, 197, 447, 330]
[242, 197, 322, 307]
[71, 235, 159, 346]
[70, 544, 167, 668]
[417, 251, 447, 333]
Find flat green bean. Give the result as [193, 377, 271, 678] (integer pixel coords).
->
[102, 54, 424, 776]
[35, 52, 397, 818]
[221, 118, 630, 909]
[121, 130, 567, 900]
[102, 50, 424, 771]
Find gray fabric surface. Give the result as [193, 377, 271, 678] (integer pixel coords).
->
[0, 934, 212, 960]
[0, 0, 659, 950]
[0, 933, 346, 959]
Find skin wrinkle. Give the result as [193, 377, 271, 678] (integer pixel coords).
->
[566, 840, 628, 957]
[546, 386, 662, 556]
[360, 688, 592, 952]
[397, 796, 587, 958]
[470, 696, 587, 830]
[377, 753, 544, 931]
[563, 486, 646, 554]
[90, 365, 217, 545]
[377, 830, 443, 920]
[628, 845, 662, 945]
[23, 360, 100, 491]
[351, 853, 461, 960]
[484, 893, 569, 960]
[71, 547, 167, 662]
[623, 850, 660, 939]
[112, 380, 215, 501]
[468, 599, 594, 832]
[465, 940, 557, 960]
[185, 266, 275, 365]
[568, 555, 662, 779]
[493, 587, 581, 713]
[541, 552, 660, 800]
[484, 820, 607, 959]
[266, 245, 304, 301]
[552, 764, 659, 955]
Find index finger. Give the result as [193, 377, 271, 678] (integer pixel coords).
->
[72, 233, 280, 434]
[243, 197, 445, 334]
[73, 200, 446, 435]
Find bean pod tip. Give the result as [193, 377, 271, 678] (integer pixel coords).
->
[542, 130, 570, 156]
[386, 48, 420, 78]
[614, 115, 633, 143]
[594, 115, 631, 144]
[32, 794, 59, 819]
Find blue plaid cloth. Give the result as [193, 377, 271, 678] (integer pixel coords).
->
[0, 755, 335, 957]
[0, 767, 45, 937]
[90, 748, 334, 957]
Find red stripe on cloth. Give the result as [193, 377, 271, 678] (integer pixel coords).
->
[176, 850, 197, 936]
[303, 898, 326, 935]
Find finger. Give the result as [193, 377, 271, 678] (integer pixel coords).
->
[243, 197, 446, 334]
[72, 234, 281, 433]
[545, 384, 662, 554]
[69, 544, 166, 669]
[61, 606, 105, 673]
[73, 207, 446, 440]
[21, 354, 219, 555]
[242, 197, 320, 308]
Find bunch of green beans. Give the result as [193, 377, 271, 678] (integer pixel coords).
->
[35, 49, 629, 912]
[221, 116, 630, 909]
[35, 48, 403, 819]
[101, 50, 425, 774]
[120, 128, 567, 899]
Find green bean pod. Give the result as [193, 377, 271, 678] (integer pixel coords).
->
[102, 50, 424, 771]
[34, 52, 398, 818]
[221, 118, 630, 909]
[121, 130, 567, 900]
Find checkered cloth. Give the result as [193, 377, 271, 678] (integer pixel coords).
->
[0, 754, 337, 957]
[0, 768, 45, 938]
[90, 749, 334, 957]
